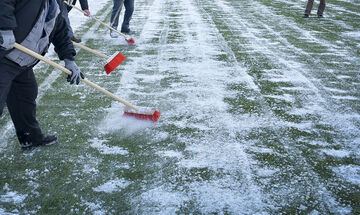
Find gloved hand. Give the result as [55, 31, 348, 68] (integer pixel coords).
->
[83, 9, 91, 16]
[0, 30, 15, 50]
[64, 59, 85, 85]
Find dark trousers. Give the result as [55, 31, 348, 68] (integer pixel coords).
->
[110, 0, 134, 31]
[0, 60, 43, 143]
[305, 0, 326, 15]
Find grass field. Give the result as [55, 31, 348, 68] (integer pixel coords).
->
[1, 0, 359, 214]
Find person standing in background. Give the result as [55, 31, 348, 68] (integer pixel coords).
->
[110, 0, 135, 38]
[62, 0, 91, 42]
[303, 0, 326, 18]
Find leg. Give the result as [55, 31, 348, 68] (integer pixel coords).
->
[317, 0, 326, 16]
[6, 67, 43, 144]
[0, 63, 15, 116]
[121, 0, 134, 32]
[110, 0, 122, 29]
[304, 0, 315, 15]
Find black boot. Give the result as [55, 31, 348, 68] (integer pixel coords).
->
[18, 132, 57, 149]
[35, 135, 58, 147]
[303, 14, 309, 18]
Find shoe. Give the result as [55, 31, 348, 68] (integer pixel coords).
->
[71, 36, 82, 43]
[303, 14, 309, 18]
[19, 134, 58, 149]
[39, 135, 58, 146]
[110, 30, 119, 38]
[121, 29, 135, 35]
[318, 14, 323, 18]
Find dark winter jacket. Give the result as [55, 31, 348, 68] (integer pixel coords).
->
[0, 0, 76, 62]
[66, 0, 89, 12]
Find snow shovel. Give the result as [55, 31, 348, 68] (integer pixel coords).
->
[13, 43, 160, 122]
[72, 42, 126, 74]
[64, 2, 135, 45]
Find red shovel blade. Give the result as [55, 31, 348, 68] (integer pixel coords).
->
[104, 51, 126, 74]
[123, 107, 161, 122]
[126, 38, 135, 45]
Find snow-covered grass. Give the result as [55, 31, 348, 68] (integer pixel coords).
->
[1, 0, 359, 214]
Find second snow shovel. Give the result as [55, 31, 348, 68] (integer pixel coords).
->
[65, 2, 135, 44]
[72, 42, 126, 74]
[13, 43, 160, 122]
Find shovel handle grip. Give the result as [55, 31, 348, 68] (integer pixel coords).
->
[13, 43, 139, 111]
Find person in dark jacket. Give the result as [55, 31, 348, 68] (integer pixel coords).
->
[110, 0, 135, 38]
[62, 0, 91, 43]
[0, 0, 85, 148]
[303, 0, 326, 18]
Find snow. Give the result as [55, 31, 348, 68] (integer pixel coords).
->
[0, 0, 359, 213]
[1, 184, 27, 205]
[333, 165, 360, 186]
[93, 179, 131, 193]
[90, 138, 128, 155]
[321, 149, 351, 158]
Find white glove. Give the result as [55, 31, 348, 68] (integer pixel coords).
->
[64, 59, 85, 85]
[0, 30, 15, 50]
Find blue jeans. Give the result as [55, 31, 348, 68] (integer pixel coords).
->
[110, 0, 134, 31]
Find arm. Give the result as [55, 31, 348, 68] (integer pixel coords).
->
[79, 0, 90, 16]
[0, 0, 17, 30]
[52, 1, 76, 60]
[0, 0, 16, 59]
[52, 0, 85, 85]
[79, 0, 89, 11]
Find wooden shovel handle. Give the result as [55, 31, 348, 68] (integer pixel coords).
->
[72, 42, 108, 59]
[64, 2, 129, 40]
[13, 43, 139, 111]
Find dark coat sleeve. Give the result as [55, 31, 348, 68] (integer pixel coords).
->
[66, 0, 88, 12]
[79, 0, 89, 10]
[51, 0, 76, 61]
[0, 0, 16, 60]
[0, 0, 17, 30]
